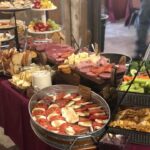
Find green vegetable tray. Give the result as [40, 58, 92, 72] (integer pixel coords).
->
[117, 90, 150, 107]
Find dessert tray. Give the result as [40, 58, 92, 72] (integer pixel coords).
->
[0, 33, 14, 42]
[0, 0, 31, 11]
[0, 19, 16, 30]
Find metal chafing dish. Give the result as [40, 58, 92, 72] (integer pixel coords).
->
[28, 85, 111, 150]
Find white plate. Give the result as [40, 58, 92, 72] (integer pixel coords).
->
[0, 19, 16, 30]
[0, 33, 15, 42]
[27, 27, 61, 35]
[0, 7, 31, 12]
[31, 6, 57, 11]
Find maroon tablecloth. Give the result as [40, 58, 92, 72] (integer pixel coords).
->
[0, 80, 56, 150]
[0, 79, 150, 150]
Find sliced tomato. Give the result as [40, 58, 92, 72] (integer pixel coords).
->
[75, 107, 87, 112]
[84, 104, 98, 109]
[59, 123, 70, 133]
[32, 110, 46, 116]
[93, 122, 103, 128]
[49, 115, 65, 121]
[71, 125, 89, 134]
[46, 125, 58, 132]
[89, 115, 108, 120]
[79, 117, 90, 122]
[75, 100, 86, 105]
[56, 99, 70, 107]
[46, 107, 61, 116]
[89, 109, 104, 115]
[36, 119, 48, 128]
[34, 103, 48, 110]
[36, 118, 47, 124]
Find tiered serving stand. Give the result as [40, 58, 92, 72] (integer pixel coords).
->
[0, 6, 31, 50]
[27, 5, 61, 41]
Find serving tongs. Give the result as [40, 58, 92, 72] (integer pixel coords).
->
[91, 43, 100, 56]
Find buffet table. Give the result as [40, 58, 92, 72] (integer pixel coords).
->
[0, 79, 150, 150]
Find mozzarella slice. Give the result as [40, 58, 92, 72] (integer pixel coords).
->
[48, 104, 59, 109]
[77, 111, 89, 117]
[32, 115, 46, 121]
[61, 107, 79, 123]
[103, 119, 109, 124]
[65, 126, 75, 135]
[52, 95, 57, 102]
[32, 108, 45, 113]
[46, 94, 56, 102]
[81, 102, 92, 106]
[88, 106, 102, 110]
[94, 126, 102, 130]
[38, 100, 44, 103]
[63, 93, 71, 99]
[50, 130, 59, 134]
[47, 113, 59, 121]
[71, 105, 81, 109]
[66, 101, 75, 107]
[93, 113, 105, 116]
[78, 121, 92, 127]
[32, 116, 36, 121]
[95, 119, 103, 124]
[36, 115, 47, 120]
[51, 120, 66, 128]
[72, 96, 82, 101]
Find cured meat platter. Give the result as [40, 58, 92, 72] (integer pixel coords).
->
[29, 85, 111, 149]
[73, 53, 131, 85]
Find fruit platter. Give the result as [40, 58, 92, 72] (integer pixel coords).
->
[32, 0, 57, 11]
[0, 33, 14, 42]
[29, 85, 110, 149]
[28, 19, 61, 34]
